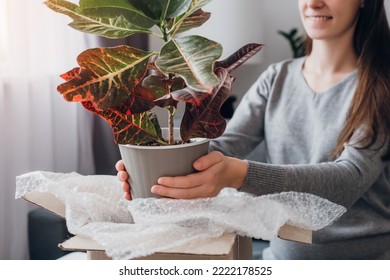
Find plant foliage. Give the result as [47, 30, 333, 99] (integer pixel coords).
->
[45, 0, 263, 145]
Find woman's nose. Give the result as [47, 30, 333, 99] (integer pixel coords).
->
[305, 0, 325, 9]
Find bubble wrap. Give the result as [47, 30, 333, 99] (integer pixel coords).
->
[16, 171, 346, 260]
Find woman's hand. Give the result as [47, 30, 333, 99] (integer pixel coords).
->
[151, 151, 248, 199]
[115, 160, 132, 200]
[115, 152, 248, 200]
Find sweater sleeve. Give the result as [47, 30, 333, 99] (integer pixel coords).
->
[241, 134, 388, 208]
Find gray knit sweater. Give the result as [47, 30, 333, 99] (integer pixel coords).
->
[210, 57, 390, 259]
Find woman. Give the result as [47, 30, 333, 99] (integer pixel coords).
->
[117, 0, 390, 259]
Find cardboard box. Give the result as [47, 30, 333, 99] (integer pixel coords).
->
[23, 191, 312, 260]
[59, 232, 252, 260]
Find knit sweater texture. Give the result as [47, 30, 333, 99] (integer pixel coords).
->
[210, 57, 390, 259]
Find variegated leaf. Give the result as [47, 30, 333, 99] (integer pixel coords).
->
[128, 0, 192, 20]
[169, 0, 213, 35]
[142, 75, 184, 100]
[82, 101, 163, 145]
[78, 0, 155, 28]
[155, 35, 222, 93]
[60, 67, 80, 81]
[215, 43, 264, 73]
[70, 15, 152, 39]
[142, 74, 170, 99]
[115, 85, 157, 116]
[58, 46, 154, 110]
[180, 67, 234, 142]
[44, 0, 152, 38]
[161, 0, 192, 19]
[181, 0, 213, 20]
[60, 68, 157, 115]
[169, 9, 210, 35]
[154, 95, 178, 108]
[169, 87, 206, 105]
[147, 76, 184, 108]
[128, 0, 162, 20]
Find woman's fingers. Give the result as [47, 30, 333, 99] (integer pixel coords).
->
[121, 181, 130, 192]
[115, 163, 131, 200]
[193, 151, 224, 171]
[122, 181, 132, 200]
[115, 160, 125, 171]
[154, 171, 222, 198]
[151, 183, 218, 199]
[124, 191, 132, 201]
[157, 173, 202, 189]
[115, 160, 132, 200]
[117, 170, 128, 182]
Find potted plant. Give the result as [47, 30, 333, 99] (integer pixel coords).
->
[45, 0, 263, 198]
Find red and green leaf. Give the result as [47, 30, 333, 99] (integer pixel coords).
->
[57, 45, 154, 110]
[141, 75, 170, 99]
[114, 85, 157, 116]
[82, 101, 163, 145]
[215, 43, 264, 73]
[60, 67, 81, 81]
[61, 68, 161, 145]
[143, 75, 185, 108]
[168, 86, 205, 106]
[180, 67, 234, 142]
[155, 35, 222, 93]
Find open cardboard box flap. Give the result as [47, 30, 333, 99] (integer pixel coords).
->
[23, 191, 312, 259]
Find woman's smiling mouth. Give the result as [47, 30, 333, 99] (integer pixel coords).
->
[307, 15, 333, 22]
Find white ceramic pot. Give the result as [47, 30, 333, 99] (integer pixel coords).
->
[118, 128, 210, 199]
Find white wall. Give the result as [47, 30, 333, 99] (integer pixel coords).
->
[232, 0, 303, 102]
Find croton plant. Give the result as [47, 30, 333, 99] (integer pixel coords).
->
[45, 0, 263, 145]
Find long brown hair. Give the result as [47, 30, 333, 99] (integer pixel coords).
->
[306, 0, 390, 159]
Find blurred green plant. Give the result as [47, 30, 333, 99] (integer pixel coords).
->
[278, 28, 306, 58]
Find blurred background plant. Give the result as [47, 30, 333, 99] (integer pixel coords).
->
[278, 28, 306, 58]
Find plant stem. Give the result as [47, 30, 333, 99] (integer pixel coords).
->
[159, 23, 177, 145]
[168, 106, 176, 144]
[160, 21, 170, 43]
